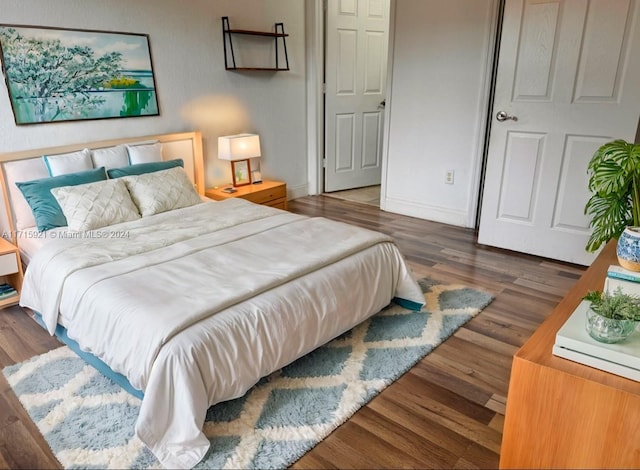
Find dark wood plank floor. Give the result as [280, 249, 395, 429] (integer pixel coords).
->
[0, 195, 586, 469]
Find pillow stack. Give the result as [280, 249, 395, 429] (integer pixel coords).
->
[12, 140, 202, 233]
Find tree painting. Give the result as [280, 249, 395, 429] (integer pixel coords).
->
[0, 26, 159, 124]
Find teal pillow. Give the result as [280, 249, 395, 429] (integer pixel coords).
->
[107, 159, 184, 179]
[16, 167, 107, 232]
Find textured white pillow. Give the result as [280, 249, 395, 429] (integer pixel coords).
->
[122, 166, 202, 216]
[51, 179, 140, 232]
[126, 142, 162, 164]
[43, 148, 92, 176]
[91, 145, 130, 170]
[3, 158, 50, 230]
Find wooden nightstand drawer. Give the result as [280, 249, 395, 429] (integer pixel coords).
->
[263, 198, 287, 209]
[0, 252, 18, 276]
[242, 184, 286, 205]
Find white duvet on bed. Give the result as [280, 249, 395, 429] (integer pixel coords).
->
[20, 199, 424, 468]
[16, 195, 212, 267]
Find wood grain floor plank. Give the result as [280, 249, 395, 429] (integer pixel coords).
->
[0, 417, 57, 469]
[453, 327, 519, 358]
[384, 385, 503, 454]
[488, 412, 505, 433]
[315, 422, 420, 469]
[365, 393, 473, 456]
[395, 372, 497, 425]
[454, 457, 481, 469]
[462, 313, 535, 348]
[441, 336, 514, 374]
[456, 442, 501, 469]
[0, 195, 586, 469]
[484, 395, 507, 415]
[425, 348, 510, 396]
[409, 361, 494, 408]
[349, 407, 459, 468]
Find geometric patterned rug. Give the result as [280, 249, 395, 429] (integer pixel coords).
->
[3, 278, 494, 469]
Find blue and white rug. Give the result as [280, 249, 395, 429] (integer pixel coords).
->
[3, 278, 494, 469]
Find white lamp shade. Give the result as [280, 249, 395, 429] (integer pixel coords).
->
[218, 134, 261, 161]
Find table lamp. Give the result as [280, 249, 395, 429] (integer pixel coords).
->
[218, 133, 261, 187]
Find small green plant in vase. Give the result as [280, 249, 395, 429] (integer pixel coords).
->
[583, 288, 640, 343]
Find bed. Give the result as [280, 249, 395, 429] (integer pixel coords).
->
[0, 131, 425, 468]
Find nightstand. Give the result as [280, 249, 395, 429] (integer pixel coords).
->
[0, 237, 23, 308]
[205, 180, 287, 210]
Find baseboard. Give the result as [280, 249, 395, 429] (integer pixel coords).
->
[382, 197, 469, 227]
[287, 183, 309, 201]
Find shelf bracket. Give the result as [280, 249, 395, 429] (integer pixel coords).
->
[222, 16, 237, 70]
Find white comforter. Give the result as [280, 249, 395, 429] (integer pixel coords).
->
[20, 199, 424, 468]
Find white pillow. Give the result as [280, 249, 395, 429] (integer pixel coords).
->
[122, 166, 202, 216]
[51, 179, 140, 232]
[3, 158, 50, 230]
[43, 148, 92, 176]
[91, 145, 130, 170]
[126, 142, 162, 164]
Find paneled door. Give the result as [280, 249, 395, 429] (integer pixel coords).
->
[325, 0, 389, 192]
[478, 0, 640, 265]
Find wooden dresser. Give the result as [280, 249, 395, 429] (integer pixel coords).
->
[500, 240, 640, 468]
[205, 180, 287, 210]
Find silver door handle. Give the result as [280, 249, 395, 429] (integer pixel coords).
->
[496, 110, 518, 122]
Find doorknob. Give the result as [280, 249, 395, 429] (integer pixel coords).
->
[496, 110, 518, 122]
[378, 99, 386, 109]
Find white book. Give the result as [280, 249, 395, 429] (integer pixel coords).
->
[551, 345, 640, 381]
[604, 277, 640, 296]
[553, 300, 640, 381]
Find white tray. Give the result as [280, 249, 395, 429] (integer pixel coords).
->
[552, 300, 640, 381]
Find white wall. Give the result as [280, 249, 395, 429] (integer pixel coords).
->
[382, 0, 497, 227]
[0, 0, 308, 197]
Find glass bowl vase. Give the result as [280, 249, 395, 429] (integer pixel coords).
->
[585, 308, 638, 343]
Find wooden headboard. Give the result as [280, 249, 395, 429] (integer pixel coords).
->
[0, 130, 204, 240]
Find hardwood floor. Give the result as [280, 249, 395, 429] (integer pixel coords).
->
[0, 195, 586, 469]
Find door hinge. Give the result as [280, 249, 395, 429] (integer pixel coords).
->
[322, 158, 327, 168]
[322, 83, 326, 94]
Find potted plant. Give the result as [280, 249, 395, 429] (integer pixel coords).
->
[585, 139, 640, 269]
[583, 289, 640, 343]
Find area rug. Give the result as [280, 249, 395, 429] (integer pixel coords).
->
[3, 278, 493, 469]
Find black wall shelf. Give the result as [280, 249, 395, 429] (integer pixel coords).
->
[222, 16, 290, 71]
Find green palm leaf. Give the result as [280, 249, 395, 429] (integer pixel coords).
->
[587, 160, 629, 195]
[585, 140, 640, 252]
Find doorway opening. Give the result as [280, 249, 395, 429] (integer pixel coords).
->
[323, 185, 381, 206]
[321, 0, 391, 198]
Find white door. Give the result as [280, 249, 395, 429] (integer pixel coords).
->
[324, 0, 390, 192]
[478, 0, 640, 265]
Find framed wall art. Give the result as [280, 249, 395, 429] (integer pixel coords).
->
[0, 25, 159, 125]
